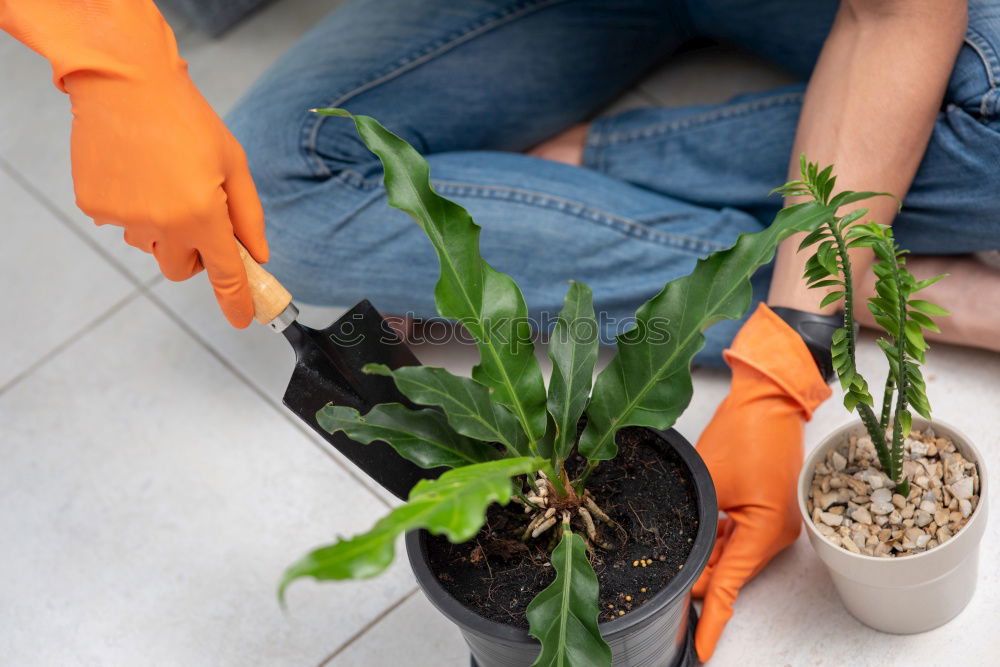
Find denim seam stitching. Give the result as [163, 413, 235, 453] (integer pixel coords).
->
[298, 0, 569, 177]
[963, 28, 1000, 118]
[586, 91, 804, 146]
[429, 179, 728, 253]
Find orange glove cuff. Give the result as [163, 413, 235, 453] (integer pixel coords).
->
[723, 303, 832, 420]
[0, 1, 183, 92]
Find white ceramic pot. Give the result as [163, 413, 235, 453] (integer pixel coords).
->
[798, 418, 988, 633]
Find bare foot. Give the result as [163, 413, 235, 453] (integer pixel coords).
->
[526, 123, 590, 166]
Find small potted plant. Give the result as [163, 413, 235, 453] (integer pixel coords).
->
[276, 113, 850, 666]
[776, 159, 989, 633]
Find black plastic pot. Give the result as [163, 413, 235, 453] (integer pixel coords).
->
[405, 427, 717, 667]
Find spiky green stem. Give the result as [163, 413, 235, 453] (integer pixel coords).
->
[879, 377, 895, 433]
[826, 218, 893, 473]
[886, 248, 911, 495]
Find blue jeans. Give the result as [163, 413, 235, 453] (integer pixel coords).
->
[227, 0, 1000, 366]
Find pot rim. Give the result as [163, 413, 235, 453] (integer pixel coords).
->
[797, 416, 988, 563]
[406, 426, 717, 643]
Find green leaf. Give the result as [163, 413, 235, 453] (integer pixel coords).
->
[836, 207, 868, 229]
[316, 403, 499, 470]
[364, 364, 530, 457]
[874, 277, 899, 305]
[913, 275, 946, 292]
[908, 299, 950, 317]
[797, 227, 831, 251]
[817, 241, 841, 276]
[904, 320, 928, 352]
[899, 409, 912, 437]
[579, 200, 836, 461]
[867, 296, 893, 317]
[279, 457, 545, 599]
[908, 311, 941, 333]
[874, 314, 897, 334]
[808, 278, 844, 289]
[819, 290, 846, 308]
[829, 190, 897, 210]
[527, 520, 611, 667]
[837, 365, 856, 392]
[804, 264, 833, 284]
[547, 282, 599, 464]
[318, 109, 548, 450]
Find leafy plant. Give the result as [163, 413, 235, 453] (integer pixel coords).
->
[280, 112, 860, 666]
[773, 156, 949, 496]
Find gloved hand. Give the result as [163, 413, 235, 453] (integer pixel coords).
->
[693, 303, 831, 662]
[0, 0, 268, 327]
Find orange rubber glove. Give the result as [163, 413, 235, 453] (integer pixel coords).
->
[0, 0, 268, 327]
[693, 303, 831, 662]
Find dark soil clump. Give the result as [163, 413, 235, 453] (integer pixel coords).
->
[425, 427, 699, 628]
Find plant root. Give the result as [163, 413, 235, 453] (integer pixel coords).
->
[525, 494, 546, 507]
[521, 514, 544, 541]
[522, 507, 556, 541]
[583, 491, 615, 525]
[578, 507, 613, 549]
[532, 516, 558, 539]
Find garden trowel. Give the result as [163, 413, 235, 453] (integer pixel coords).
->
[237, 243, 441, 500]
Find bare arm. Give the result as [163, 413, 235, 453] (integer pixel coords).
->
[768, 0, 967, 313]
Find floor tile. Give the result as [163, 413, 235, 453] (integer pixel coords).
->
[327, 591, 468, 666]
[0, 297, 414, 666]
[0, 168, 135, 389]
[636, 45, 799, 108]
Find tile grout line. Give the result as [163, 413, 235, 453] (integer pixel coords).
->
[0, 154, 393, 509]
[0, 155, 147, 290]
[0, 288, 145, 397]
[315, 587, 420, 666]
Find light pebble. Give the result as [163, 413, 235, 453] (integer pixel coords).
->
[949, 477, 974, 500]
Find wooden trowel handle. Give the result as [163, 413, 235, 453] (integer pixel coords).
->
[237, 241, 294, 327]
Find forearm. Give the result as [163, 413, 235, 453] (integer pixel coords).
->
[768, 0, 967, 313]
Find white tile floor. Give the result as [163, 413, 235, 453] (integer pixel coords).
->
[1, 2, 997, 665]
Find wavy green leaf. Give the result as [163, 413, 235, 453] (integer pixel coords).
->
[579, 200, 836, 461]
[547, 282, 599, 464]
[364, 363, 530, 457]
[315, 108, 547, 451]
[316, 403, 499, 469]
[279, 457, 545, 599]
[527, 519, 611, 667]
